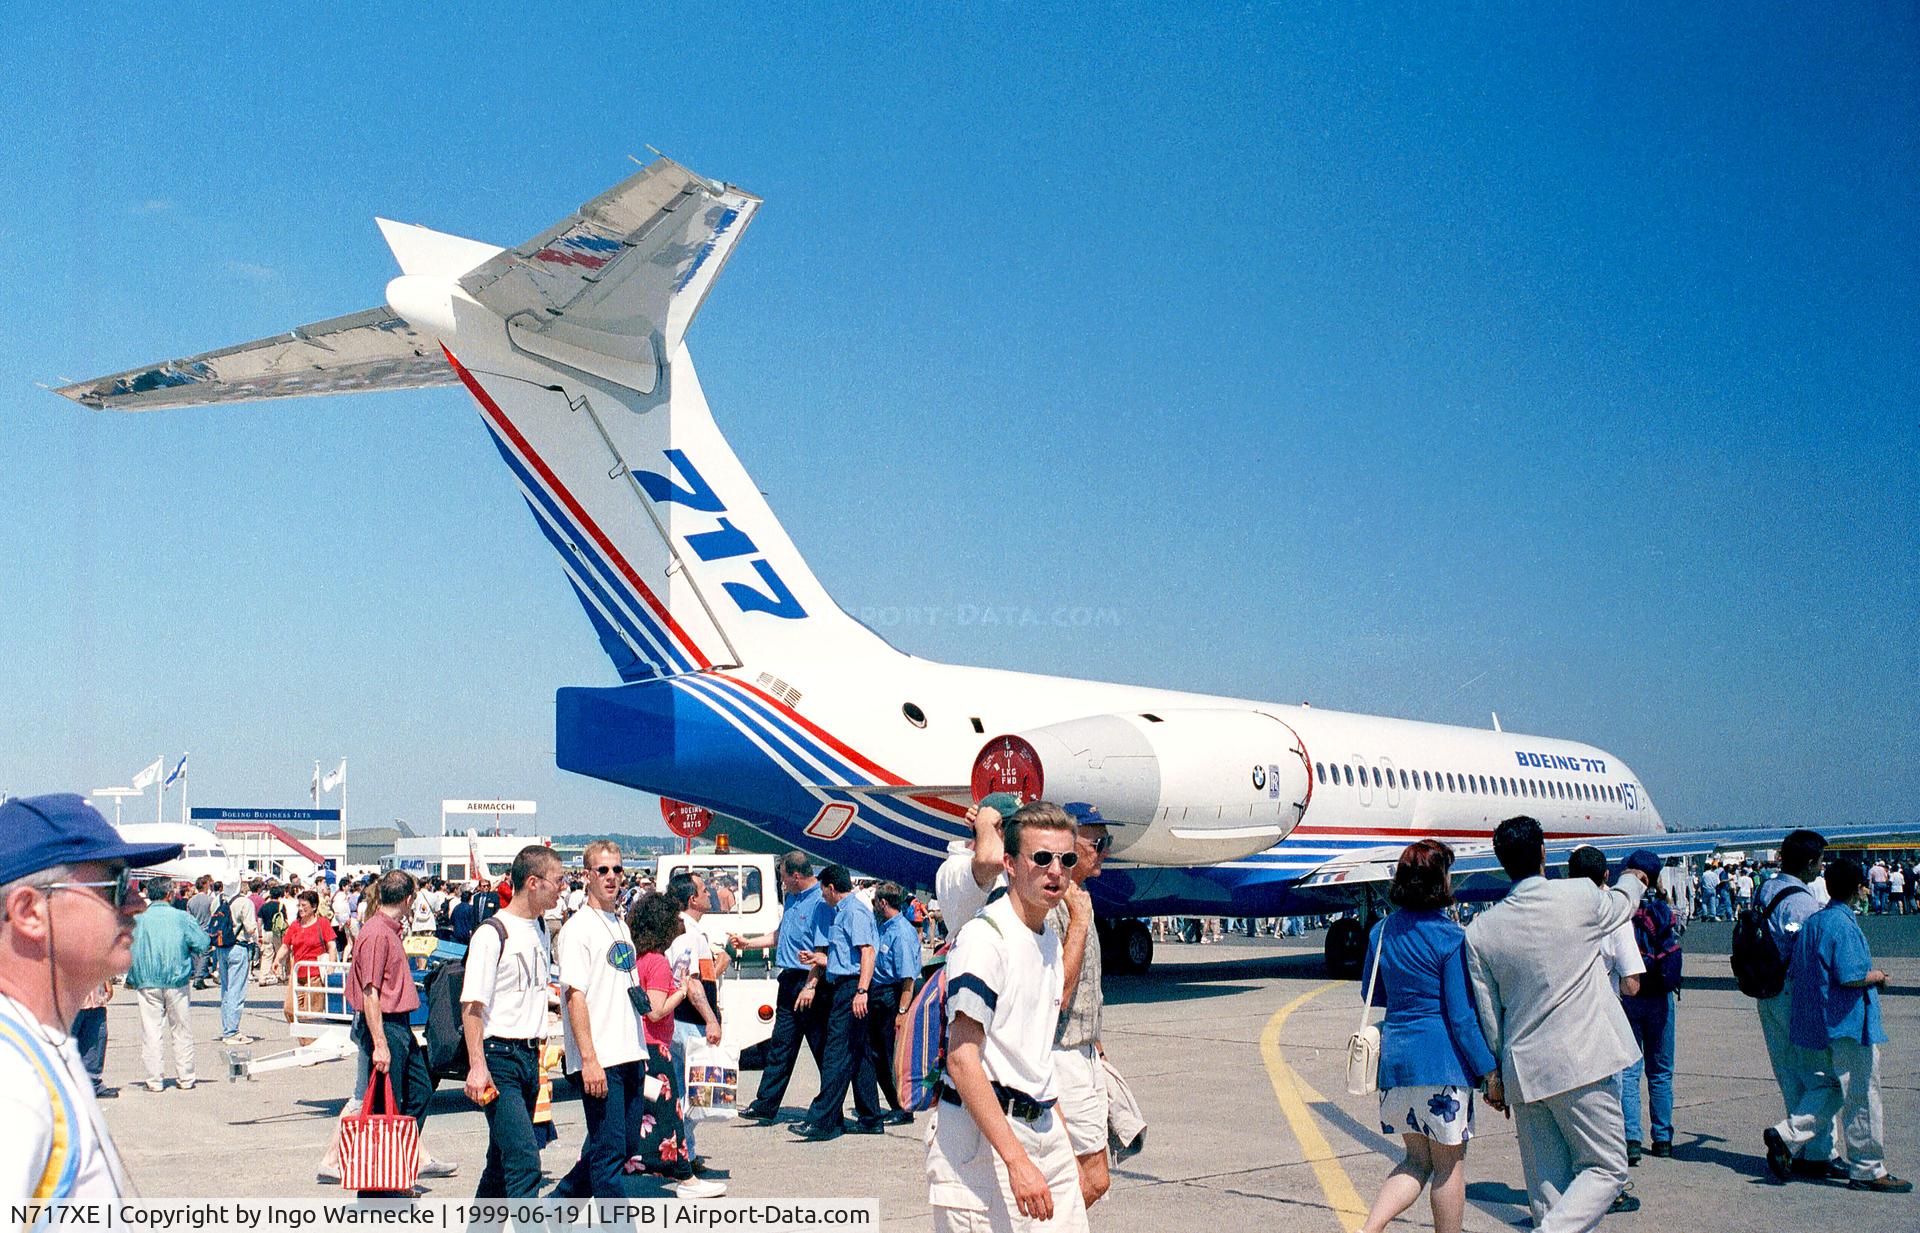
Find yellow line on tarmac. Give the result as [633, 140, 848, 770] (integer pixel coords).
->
[1260, 980, 1368, 1230]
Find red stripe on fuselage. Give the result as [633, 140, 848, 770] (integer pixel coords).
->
[444, 348, 713, 672]
[1292, 824, 1620, 839]
[710, 676, 971, 819]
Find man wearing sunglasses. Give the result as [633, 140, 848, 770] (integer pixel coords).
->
[553, 842, 650, 1197]
[928, 801, 1088, 1232]
[0, 793, 185, 1200]
[1047, 803, 1117, 1209]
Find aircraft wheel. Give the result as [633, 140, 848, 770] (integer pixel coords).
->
[1105, 918, 1153, 973]
[1325, 917, 1365, 979]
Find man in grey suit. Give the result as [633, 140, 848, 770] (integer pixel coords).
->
[1466, 817, 1653, 1233]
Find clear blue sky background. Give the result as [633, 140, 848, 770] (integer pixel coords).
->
[2, 4, 1914, 839]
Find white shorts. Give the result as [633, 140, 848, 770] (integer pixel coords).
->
[927, 1100, 1089, 1232]
[1379, 1084, 1476, 1146]
[1051, 1045, 1109, 1156]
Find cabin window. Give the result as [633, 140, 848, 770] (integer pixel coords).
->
[1400, 769, 1411, 789]
[1343, 765, 1354, 786]
[1372, 767, 1383, 787]
[1315, 762, 1326, 784]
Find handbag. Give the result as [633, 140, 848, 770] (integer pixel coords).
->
[337, 1073, 420, 1193]
[1344, 924, 1383, 1096]
[681, 1039, 740, 1124]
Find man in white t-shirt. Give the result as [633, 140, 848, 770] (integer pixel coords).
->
[665, 871, 728, 1170]
[0, 794, 187, 1200]
[1571, 846, 1647, 1188]
[928, 801, 1088, 1232]
[461, 844, 562, 1198]
[935, 792, 1022, 930]
[553, 842, 653, 1198]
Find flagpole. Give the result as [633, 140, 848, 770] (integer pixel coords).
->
[313, 760, 321, 839]
[339, 758, 348, 852]
[156, 754, 164, 825]
[179, 753, 189, 825]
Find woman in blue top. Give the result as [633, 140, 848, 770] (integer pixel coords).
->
[1355, 840, 1498, 1233]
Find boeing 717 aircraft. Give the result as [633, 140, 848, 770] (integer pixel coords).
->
[58, 157, 1890, 973]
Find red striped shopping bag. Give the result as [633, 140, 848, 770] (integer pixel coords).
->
[338, 1074, 419, 1194]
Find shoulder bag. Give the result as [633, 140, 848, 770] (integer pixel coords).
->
[1345, 924, 1384, 1096]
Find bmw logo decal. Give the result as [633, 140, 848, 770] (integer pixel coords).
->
[1252, 764, 1267, 790]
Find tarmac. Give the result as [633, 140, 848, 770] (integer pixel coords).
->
[92, 919, 1918, 1231]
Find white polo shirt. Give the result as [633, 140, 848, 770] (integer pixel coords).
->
[0, 996, 127, 1200]
[460, 912, 552, 1040]
[943, 894, 1062, 1102]
[555, 906, 647, 1072]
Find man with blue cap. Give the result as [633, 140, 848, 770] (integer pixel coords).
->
[0, 793, 183, 1200]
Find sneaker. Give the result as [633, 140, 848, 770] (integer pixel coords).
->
[93, 1086, 118, 1100]
[1607, 1193, 1641, 1214]
[316, 1167, 341, 1185]
[222, 1033, 256, 1045]
[1849, 1175, 1913, 1193]
[145, 1081, 166, 1094]
[1791, 1157, 1848, 1181]
[1648, 1140, 1672, 1158]
[673, 1179, 727, 1200]
[178, 1079, 197, 1091]
[1763, 1128, 1794, 1183]
[417, 1158, 459, 1179]
[1626, 1140, 1642, 1167]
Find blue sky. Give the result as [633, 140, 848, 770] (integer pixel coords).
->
[2, 4, 1914, 838]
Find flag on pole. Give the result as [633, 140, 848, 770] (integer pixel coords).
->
[130, 757, 164, 791]
[164, 754, 188, 787]
[311, 764, 320, 804]
[321, 758, 346, 794]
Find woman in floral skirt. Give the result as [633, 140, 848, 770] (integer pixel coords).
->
[1355, 840, 1498, 1233]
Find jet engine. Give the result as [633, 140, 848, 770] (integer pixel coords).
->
[971, 709, 1312, 865]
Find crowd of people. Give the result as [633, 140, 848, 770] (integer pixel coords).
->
[1690, 854, 1914, 921]
[0, 789, 1908, 1229]
[1349, 821, 1908, 1233]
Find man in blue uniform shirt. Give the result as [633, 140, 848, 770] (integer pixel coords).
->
[1765, 858, 1908, 1193]
[870, 882, 923, 1125]
[733, 852, 837, 1125]
[792, 864, 885, 1141]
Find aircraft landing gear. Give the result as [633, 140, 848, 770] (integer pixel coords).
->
[1324, 917, 1365, 979]
[1101, 918, 1154, 974]
[1324, 887, 1381, 979]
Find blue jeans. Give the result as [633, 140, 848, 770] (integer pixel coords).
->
[556, 1058, 644, 1197]
[476, 1038, 543, 1197]
[1620, 992, 1675, 1144]
[216, 945, 252, 1036]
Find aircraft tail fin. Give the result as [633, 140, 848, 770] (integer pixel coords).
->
[54, 156, 893, 682]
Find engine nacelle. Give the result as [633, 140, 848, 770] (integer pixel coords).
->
[972, 709, 1312, 866]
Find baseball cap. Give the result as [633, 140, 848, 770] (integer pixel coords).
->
[1624, 849, 1664, 880]
[1063, 801, 1127, 827]
[0, 794, 185, 887]
[977, 791, 1023, 818]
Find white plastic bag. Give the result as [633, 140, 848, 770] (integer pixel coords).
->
[682, 1039, 740, 1124]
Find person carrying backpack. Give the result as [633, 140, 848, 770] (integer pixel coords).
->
[1619, 849, 1682, 1161]
[209, 881, 261, 1044]
[1740, 830, 1845, 1179]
